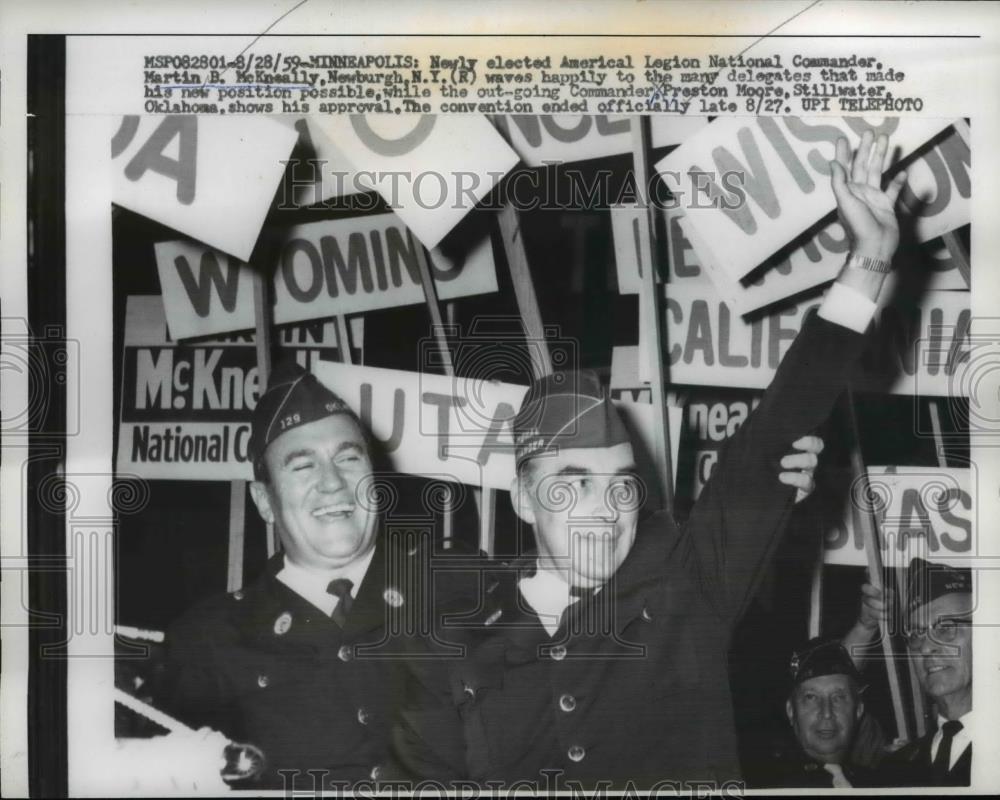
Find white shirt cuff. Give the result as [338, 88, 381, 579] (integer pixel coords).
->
[818, 281, 878, 333]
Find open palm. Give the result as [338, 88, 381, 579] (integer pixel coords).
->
[830, 131, 907, 262]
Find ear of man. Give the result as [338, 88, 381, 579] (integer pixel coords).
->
[509, 469, 537, 526]
[249, 480, 275, 526]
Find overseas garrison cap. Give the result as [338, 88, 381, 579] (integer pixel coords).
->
[788, 638, 866, 692]
[905, 557, 972, 611]
[513, 370, 630, 469]
[248, 360, 356, 471]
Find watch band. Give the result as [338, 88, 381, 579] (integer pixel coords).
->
[845, 253, 892, 274]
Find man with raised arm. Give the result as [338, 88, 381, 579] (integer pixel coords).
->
[389, 131, 908, 790]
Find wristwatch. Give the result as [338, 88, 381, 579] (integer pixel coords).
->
[845, 253, 892, 274]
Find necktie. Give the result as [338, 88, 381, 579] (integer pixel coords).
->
[326, 578, 354, 628]
[933, 720, 963, 781]
[822, 763, 852, 788]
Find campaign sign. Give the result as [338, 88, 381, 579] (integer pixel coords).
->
[276, 116, 372, 206]
[638, 282, 970, 397]
[119, 296, 681, 487]
[311, 114, 519, 249]
[616, 125, 970, 314]
[823, 466, 974, 569]
[155, 212, 498, 340]
[312, 362, 682, 492]
[504, 115, 709, 166]
[112, 115, 299, 261]
[117, 296, 350, 480]
[654, 116, 952, 283]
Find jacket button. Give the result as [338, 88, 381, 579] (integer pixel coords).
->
[370, 765, 381, 781]
[549, 644, 567, 661]
[357, 707, 370, 725]
[559, 693, 577, 713]
[257, 674, 269, 688]
[568, 745, 586, 762]
[338, 645, 353, 662]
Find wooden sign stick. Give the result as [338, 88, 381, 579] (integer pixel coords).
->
[491, 115, 554, 379]
[336, 314, 354, 366]
[844, 387, 911, 743]
[941, 230, 971, 290]
[414, 243, 460, 547]
[629, 116, 674, 515]
[252, 262, 278, 560]
[808, 542, 824, 639]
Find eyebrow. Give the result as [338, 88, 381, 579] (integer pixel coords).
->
[552, 465, 639, 478]
[281, 441, 366, 468]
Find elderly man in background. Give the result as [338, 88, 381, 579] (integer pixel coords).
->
[844, 558, 974, 786]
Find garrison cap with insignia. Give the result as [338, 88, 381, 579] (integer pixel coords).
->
[513, 370, 630, 469]
[788, 637, 865, 694]
[905, 557, 972, 611]
[248, 360, 357, 474]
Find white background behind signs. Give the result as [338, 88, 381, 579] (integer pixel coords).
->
[655, 116, 952, 284]
[155, 212, 497, 340]
[312, 114, 519, 249]
[823, 466, 973, 569]
[111, 115, 298, 261]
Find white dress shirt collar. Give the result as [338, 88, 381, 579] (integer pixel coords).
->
[276, 547, 375, 617]
[931, 708, 975, 770]
[518, 563, 601, 637]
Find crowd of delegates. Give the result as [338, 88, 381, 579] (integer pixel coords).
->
[150, 132, 975, 791]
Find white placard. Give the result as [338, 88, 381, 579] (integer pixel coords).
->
[311, 114, 519, 248]
[111, 115, 298, 260]
[155, 212, 497, 340]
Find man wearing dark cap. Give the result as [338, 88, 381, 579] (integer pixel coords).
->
[390, 132, 909, 788]
[855, 558, 975, 786]
[753, 639, 875, 788]
[160, 361, 453, 789]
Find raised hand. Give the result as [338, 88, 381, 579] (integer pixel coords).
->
[857, 578, 889, 631]
[829, 130, 907, 262]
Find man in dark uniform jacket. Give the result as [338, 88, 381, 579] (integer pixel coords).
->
[160, 362, 465, 789]
[874, 558, 974, 787]
[753, 638, 877, 788]
[389, 132, 910, 789]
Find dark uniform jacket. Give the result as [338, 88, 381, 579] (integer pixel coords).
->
[876, 728, 971, 787]
[389, 311, 869, 790]
[749, 743, 878, 789]
[160, 528, 468, 790]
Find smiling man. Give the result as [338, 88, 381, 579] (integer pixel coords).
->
[877, 558, 974, 786]
[160, 361, 441, 789]
[388, 132, 909, 789]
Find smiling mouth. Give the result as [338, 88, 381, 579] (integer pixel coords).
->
[312, 503, 355, 520]
[926, 665, 950, 676]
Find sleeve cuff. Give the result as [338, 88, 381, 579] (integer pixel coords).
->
[818, 281, 878, 333]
